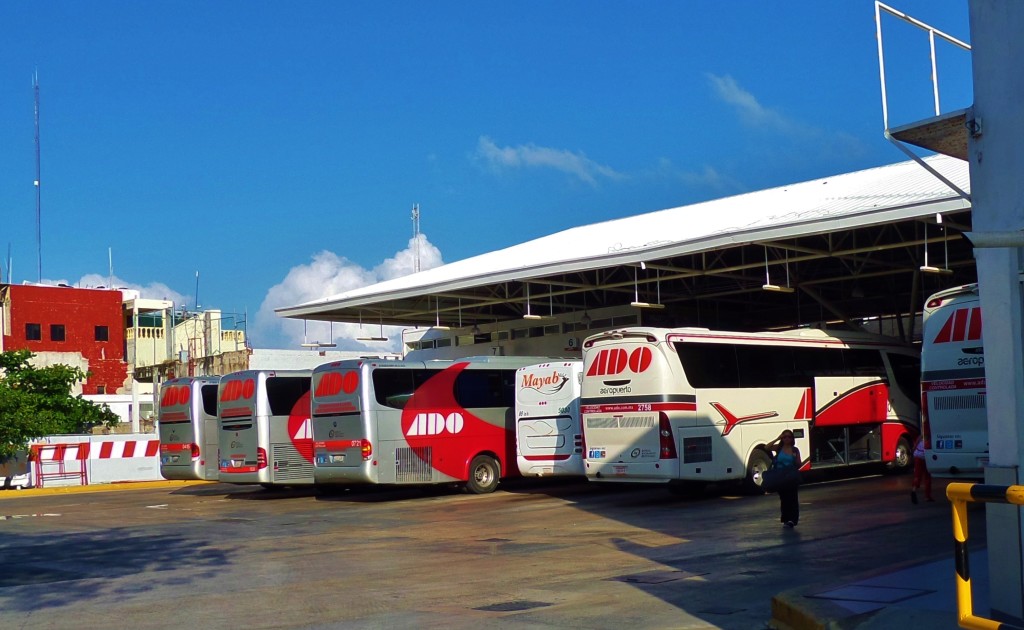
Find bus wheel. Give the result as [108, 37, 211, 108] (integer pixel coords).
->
[466, 455, 500, 494]
[744, 449, 773, 494]
[886, 437, 912, 474]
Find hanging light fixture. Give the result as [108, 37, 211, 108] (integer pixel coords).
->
[631, 262, 666, 308]
[523, 282, 544, 319]
[920, 213, 954, 275]
[762, 246, 794, 293]
[356, 313, 389, 342]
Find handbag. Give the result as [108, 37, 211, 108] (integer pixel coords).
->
[761, 463, 801, 493]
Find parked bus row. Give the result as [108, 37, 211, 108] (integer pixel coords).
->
[158, 357, 586, 493]
[160, 322, 933, 495]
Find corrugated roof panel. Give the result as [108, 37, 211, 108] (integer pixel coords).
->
[278, 155, 969, 317]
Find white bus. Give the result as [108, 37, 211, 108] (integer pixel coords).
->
[515, 360, 584, 477]
[217, 369, 314, 487]
[921, 283, 986, 478]
[311, 356, 552, 494]
[158, 376, 221, 481]
[580, 327, 920, 491]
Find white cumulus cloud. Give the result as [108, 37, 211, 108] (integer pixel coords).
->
[476, 136, 623, 186]
[253, 235, 444, 351]
[44, 273, 190, 306]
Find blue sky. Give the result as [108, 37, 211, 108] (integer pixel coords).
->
[0, 1, 973, 349]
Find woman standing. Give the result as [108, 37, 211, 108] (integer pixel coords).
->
[767, 429, 802, 527]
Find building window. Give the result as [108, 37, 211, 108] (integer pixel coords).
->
[50, 324, 66, 342]
[25, 323, 41, 341]
[95, 325, 109, 341]
[96, 385, 106, 394]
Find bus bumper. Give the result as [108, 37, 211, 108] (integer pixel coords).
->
[584, 460, 675, 482]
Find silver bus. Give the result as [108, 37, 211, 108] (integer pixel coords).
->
[158, 376, 221, 481]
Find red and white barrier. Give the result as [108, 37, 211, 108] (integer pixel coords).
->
[30, 435, 163, 487]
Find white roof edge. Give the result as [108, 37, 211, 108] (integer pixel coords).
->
[277, 155, 970, 319]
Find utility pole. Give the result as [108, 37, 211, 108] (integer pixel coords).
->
[412, 204, 421, 273]
[33, 70, 42, 282]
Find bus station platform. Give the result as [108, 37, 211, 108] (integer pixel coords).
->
[772, 550, 990, 629]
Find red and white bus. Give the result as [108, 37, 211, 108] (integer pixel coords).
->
[217, 369, 314, 487]
[515, 360, 585, 477]
[580, 327, 920, 491]
[158, 376, 221, 481]
[921, 283, 986, 478]
[311, 356, 551, 494]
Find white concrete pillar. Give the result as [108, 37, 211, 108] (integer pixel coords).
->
[968, 0, 1024, 621]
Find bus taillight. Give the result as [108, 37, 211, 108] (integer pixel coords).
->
[257, 447, 268, 470]
[190, 443, 201, 459]
[361, 439, 373, 460]
[658, 413, 677, 459]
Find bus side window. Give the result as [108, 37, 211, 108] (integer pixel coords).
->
[843, 349, 888, 378]
[675, 342, 740, 388]
[455, 369, 513, 408]
[265, 377, 312, 415]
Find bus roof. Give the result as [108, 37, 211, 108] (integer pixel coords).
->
[584, 326, 914, 349]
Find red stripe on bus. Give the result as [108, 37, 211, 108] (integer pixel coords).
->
[313, 401, 358, 414]
[221, 408, 253, 418]
[159, 412, 189, 422]
[219, 466, 258, 474]
[160, 443, 191, 453]
[580, 402, 697, 414]
[313, 440, 363, 450]
[522, 454, 571, 461]
[922, 378, 986, 392]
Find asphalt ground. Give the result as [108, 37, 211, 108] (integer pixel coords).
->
[0, 471, 979, 629]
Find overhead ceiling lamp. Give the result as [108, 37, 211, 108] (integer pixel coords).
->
[762, 246, 795, 293]
[631, 262, 666, 308]
[302, 320, 339, 348]
[356, 313, 389, 342]
[433, 296, 451, 330]
[523, 282, 545, 319]
[921, 213, 954, 275]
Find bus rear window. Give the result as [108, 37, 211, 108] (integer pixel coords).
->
[265, 377, 311, 415]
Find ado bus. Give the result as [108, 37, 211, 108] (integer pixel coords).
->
[311, 356, 551, 494]
[158, 376, 221, 481]
[580, 327, 920, 491]
[921, 283, 986, 478]
[515, 360, 585, 477]
[218, 369, 314, 487]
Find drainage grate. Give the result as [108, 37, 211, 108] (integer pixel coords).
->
[474, 600, 553, 612]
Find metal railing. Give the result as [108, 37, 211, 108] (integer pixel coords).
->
[947, 482, 1024, 630]
[874, 1, 972, 200]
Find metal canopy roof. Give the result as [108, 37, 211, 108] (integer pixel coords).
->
[277, 155, 973, 335]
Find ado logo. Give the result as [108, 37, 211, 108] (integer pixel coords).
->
[586, 347, 653, 377]
[405, 412, 465, 436]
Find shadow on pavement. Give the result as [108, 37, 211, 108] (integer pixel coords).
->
[0, 527, 235, 612]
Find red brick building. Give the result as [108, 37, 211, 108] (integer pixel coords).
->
[0, 284, 128, 395]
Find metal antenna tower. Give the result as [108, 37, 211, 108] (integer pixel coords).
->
[412, 203, 421, 272]
[33, 69, 42, 282]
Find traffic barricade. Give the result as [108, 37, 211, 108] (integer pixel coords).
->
[947, 482, 1024, 630]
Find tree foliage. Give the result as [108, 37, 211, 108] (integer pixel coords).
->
[0, 350, 120, 457]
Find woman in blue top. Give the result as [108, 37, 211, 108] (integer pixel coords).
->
[768, 429, 802, 527]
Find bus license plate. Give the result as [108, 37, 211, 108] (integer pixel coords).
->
[331, 454, 345, 463]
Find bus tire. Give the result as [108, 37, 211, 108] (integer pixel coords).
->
[886, 437, 912, 474]
[744, 449, 773, 494]
[466, 455, 500, 494]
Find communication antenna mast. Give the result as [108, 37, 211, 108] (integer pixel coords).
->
[33, 69, 42, 282]
[412, 203, 421, 272]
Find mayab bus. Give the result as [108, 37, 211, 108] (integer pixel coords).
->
[310, 356, 554, 494]
[158, 376, 221, 481]
[580, 327, 920, 492]
[218, 369, 314, 487]
[514, 360, 585, 477]
[920, 283, 986, 478]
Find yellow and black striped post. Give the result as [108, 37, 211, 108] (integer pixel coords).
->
[946, 482, 1024, 630]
